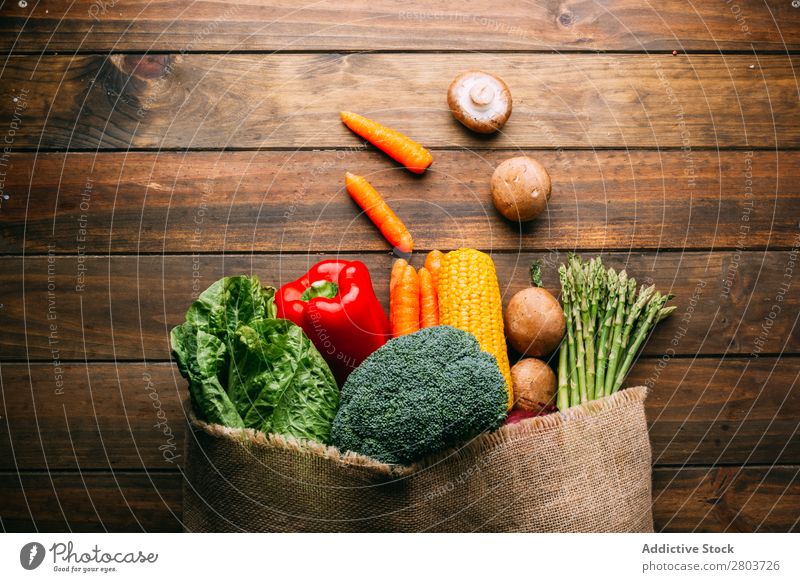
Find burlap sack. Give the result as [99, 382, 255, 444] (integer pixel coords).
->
[183, 385, 653, 532]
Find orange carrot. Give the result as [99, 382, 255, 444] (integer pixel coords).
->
[341, 111, 433, 174]
[391, 264, 420, 337]
[424, 249, 444, 291]
[389, 258, 408, 324]
[418, 267, 439, 329]
[390, 258, 408, 298]
[345, 172, 413, 253]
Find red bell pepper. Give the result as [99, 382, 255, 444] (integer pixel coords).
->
[275, 260, 390, 385]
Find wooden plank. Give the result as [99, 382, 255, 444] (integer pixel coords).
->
[0, 363, 187, 471]
[0, 252, 796, 361]
[2, 54, 797, 150]
[1, 467, 796, 532]
[1, 1, 796, 53]
[632, 358, 800, 465]
[0, 471, 182, 532]
[2, 150, 798, 254]
[653, 466, 800, 532]
[2, 358, 798, 470]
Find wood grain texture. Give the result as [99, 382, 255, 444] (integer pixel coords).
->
[1, 0, 796, 52]
[0, 251, 796, 361]
[634, 358, 800, 465]
[0, 363, 186, 471]
[2, 53, 798, 150]
[0, 471, 183, 532]
[1, 467, 796, 532]
[1, 358, 798, 470]
[3, 150, 799, 254]
[653, 466, 800, 533]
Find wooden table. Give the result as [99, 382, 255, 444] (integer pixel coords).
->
[1, 1, 798, 532]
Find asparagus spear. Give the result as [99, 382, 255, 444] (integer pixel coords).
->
[589, 258, 605, 325]
[569, 267, 588, 404]
[570, 257, 595, 401]
[559, 265, 579, 408]
[592, 259, 607, 339]
[617, 283, 656, 364]
[590, 262, 607, 400]
[612, 276, 638, 370]
[657, 304, 677, 322]
[594, 268, 618, 399]
[623, 277, 638, 331]
[603, 270, 629, 396]
[557, 335, 569, 410]
[612, 293, 668, 393]
[581, 259, 598, 400]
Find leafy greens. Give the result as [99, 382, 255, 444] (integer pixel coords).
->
[170, 275, 340, 444]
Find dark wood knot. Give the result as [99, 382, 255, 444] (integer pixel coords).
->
[558, 11, 574, 28]
[118, 54, 174, 80]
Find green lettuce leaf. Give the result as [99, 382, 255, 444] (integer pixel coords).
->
[185, 275, 276, 333]
[230, 320, 339, 442]
[170, 323, 244, 429]
[170, 275, 339, 443]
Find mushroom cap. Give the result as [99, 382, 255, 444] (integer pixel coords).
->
[447, 70, 512, 134]
[491, 156, 552, 222]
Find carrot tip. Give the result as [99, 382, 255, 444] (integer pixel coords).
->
[393, 247, 413, 259]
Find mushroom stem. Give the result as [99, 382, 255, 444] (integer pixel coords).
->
[469, 82, 496, 108]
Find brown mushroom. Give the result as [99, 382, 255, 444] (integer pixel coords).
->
[490, 156, 552, 222]
[511, 358, 557, 413]
[447, 70, 512, 134]
[505, 285, 565, 357]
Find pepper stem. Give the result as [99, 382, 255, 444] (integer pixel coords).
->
[301, 280, 339, 301]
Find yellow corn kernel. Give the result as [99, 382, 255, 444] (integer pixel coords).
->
[438, 248, 513, 409]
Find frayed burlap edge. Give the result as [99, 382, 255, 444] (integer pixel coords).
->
[188, 385, 649, 478]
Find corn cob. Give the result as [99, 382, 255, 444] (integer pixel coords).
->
[438, 248, 513, 409]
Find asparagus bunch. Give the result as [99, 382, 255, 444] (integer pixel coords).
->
[557, 256, 675, 409]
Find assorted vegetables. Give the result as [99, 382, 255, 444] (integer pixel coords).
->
[170, 75, 678, 466]
[557, 256, 676, 410]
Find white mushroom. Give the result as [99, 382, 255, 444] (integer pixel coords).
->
[447, 70, 512, 134]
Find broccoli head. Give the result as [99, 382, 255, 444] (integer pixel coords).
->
[331, 325, 508, 464]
